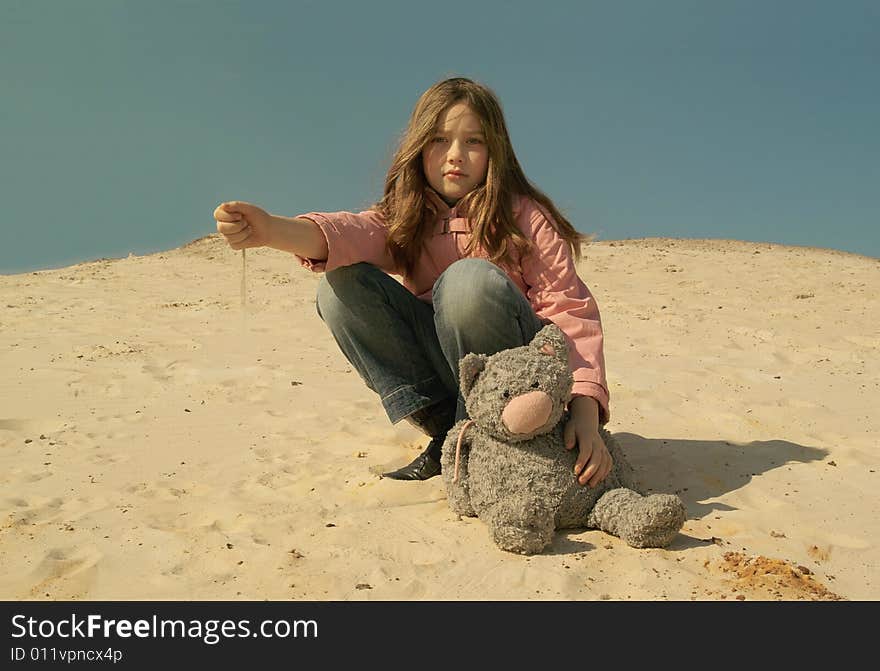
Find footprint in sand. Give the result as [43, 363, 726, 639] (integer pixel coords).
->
[141, 359, 183, 384]
[125, 481, 190, 502]
[25, 545, 103, 599]
[806, 544, 832, 562]
[22, 469, 53, 483]
[775, 348, 816, 366]
[1, 494, 109, 526]
[89, 449, 132, 466]
[229, 475, 289, 502]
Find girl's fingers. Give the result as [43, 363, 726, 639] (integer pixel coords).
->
[216, 220, 248, 236]
[216, 225, 251, 250]
[574, 438, 593, 475]
[225, 225, 251, 243]
[214, 211, 242, 223]
[590, 449, 613, 487]
[588, 452, 607, 487]
[579, 456, 599, 485]
[213, 203, 242, 221]
[563, 420, 577, 450]
[583, 442, 610, 487]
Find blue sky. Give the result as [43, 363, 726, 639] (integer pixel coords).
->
[2, 0, 878, 274]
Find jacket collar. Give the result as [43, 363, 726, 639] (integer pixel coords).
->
[424, 187, 524, 220]
[425, 187, 459, 218]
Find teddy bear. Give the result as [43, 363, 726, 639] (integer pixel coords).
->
[440, 324, 686, 555]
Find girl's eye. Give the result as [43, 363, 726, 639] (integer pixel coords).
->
[432, 137, 447, 143]
[467, 138, 484, 144]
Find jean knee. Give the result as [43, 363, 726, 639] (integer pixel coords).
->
[316, 262, 381, 323]
[433, 259, 510, 330]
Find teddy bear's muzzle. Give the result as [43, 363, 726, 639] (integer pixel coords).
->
[501, 391, 553, 435]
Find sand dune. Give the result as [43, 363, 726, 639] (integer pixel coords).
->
[1, 236, 877, 600]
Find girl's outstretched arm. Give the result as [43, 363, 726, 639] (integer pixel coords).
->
[290, 209, 396, 274]
[214, 201, 328, 261]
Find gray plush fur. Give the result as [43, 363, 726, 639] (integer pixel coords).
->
[441, 324, 687, 555]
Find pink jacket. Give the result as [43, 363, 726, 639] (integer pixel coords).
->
[294, 190, 610, 422]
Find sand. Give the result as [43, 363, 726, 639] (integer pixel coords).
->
[1, 235, 877, 601]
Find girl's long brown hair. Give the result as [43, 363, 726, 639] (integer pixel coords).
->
[375, 77, 586, 277]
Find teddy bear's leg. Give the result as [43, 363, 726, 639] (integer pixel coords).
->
[586, 488, 686, 549]
[485, 503, 556, 555]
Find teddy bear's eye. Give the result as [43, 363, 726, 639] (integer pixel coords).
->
[530, 381, 540, 389]
[502, 390, 510, 399]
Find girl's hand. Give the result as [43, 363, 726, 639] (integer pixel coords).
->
[564, 396, 613, 487]
[213, 201, 273, 250]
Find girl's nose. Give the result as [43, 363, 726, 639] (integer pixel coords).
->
[501, 391, 553, 435]
[447, 140, 464, 160]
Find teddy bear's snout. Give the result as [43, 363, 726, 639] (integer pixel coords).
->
[501, 391, 553, 435]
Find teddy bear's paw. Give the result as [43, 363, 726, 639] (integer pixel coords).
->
[623, 494, 687, 549]
[588, 489, 686, 549]
[491, 523, 554, 555]
[446, 488, 476, 517]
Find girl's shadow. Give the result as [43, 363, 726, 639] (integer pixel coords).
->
[614, 432, 828, 522]
[550, 433, 827, 554]
[545, 432, 828, 555]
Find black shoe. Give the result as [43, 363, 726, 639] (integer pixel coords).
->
[404, 398, 456, 438]
[382, 437, 443, 481]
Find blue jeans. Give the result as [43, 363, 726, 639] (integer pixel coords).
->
[315, 258, 546, 424]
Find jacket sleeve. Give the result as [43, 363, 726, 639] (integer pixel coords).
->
[519, 203, 611, 424]
[293, 209, 397, 274]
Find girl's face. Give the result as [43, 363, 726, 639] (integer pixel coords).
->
[421, 102, 489, 206]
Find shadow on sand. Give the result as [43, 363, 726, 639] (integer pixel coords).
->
[552, 432, 828, 554]
[614, 432, 828, 514]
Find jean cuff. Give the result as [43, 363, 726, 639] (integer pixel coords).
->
[381, 375, 452, 424]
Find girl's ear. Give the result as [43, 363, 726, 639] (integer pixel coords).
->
[459, 353, 487, 398]
[530, 324, 568, 366]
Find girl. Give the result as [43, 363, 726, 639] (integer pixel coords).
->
[214, 77, 612, 485]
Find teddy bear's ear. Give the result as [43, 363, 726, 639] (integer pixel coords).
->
[459, 353, 487, 398]
[530, 324, 569, 365]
